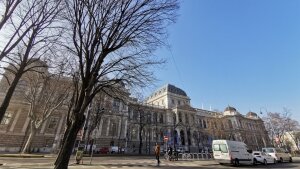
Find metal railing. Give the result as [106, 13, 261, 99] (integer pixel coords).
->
[178, 152, 212, 160]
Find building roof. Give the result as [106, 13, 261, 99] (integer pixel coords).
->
[224, 106, 237, 112]
[164, 84, 187, 96]
[246, 111, 259, 119]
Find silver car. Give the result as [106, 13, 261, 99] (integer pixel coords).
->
[252, 151, 276, 165]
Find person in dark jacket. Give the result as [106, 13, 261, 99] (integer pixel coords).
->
[154, 143, 160, 166]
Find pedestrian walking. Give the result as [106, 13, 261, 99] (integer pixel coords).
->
[168, 147, 173, 161]
[154, 143, 160, 166]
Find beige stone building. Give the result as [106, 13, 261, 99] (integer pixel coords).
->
[0, 73, 270, 153]
[135, 84, 271, 152]
[0, 67, 68, 152]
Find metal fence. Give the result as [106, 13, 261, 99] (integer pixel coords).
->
[178, 153, 212, 160]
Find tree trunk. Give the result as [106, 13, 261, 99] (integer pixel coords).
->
[0, 70, 24, 122]
[54, 121, 71, 166]
[54, 114, 85, 169]
[21, 122, 36, 154]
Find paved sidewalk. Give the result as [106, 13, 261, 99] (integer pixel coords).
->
[0, 156, 215, 169]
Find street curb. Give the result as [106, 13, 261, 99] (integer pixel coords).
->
[0, 154, 44, 158]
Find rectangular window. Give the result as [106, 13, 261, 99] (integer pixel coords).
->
[113, 99, 120, 110]
[48, 117, 59, 129]
[263, 148, 274, 153]
[110, 123, 117, 136]
[213, 144, 228, 153]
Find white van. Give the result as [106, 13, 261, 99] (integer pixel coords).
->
[212, 140, 254, 166]
[262, 147, 292, 163]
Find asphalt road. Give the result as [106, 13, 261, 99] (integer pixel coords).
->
[0, 156, 299, 169]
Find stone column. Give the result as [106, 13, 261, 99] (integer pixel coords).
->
[9, 109, 21, 132]
[175, 111, 179, 124]
[118, 117, 122, 138]
[97, 118, 104, 137]
[52, 115, 65, 152]
[106, 118, 111, 136]
[123, 119, 128, 138]
[55, 115, 65, 135]
[184, 128, 188, 147]
[40, 119, 48, 134]
[22, 117, 30, 133]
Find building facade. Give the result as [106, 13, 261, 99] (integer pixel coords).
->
[0, 77, 271, 153]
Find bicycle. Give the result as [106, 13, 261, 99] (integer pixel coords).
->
[164, 152, 176, 161]
[182, 153, 192, 160]
[164, 153, 170, 160]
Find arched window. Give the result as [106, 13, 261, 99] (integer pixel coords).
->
[199, 119, 203, 128]
[180, 130, 185, 145]
[147, 112, 151, 123]
[185, 114, 188, 123]
[132, 127, 137, 140]
[159, 113, 163, 123]
[214, 122, 217, 129]
[110, 121, 117, 136]
[239, 120, 243, 128]
[153, 112, 158, 123]
[160, 129, 164, 141]
[179, 112, 182, 122]
[173, 113, 176, 124]
[101, 118, 108, 136]
[228, 120, 233, 129]
[133, 110, 138, 120]
[174, 130, 178, 145]
[187, 130, 191, 146]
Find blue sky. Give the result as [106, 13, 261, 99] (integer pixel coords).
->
[149, 0, 300, 121]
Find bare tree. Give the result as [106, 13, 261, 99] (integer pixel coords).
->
[128, 98, 150, 155]
[54, 0, 179, 168]
[83, 94, 105, 154]
[0, 0, 21, 31]
[0, 0, 58, 61]
[21, 64, 70, 153]
[0, 0, 63, 122]
[264, 109, 299, 148]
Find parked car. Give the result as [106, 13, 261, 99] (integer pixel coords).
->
[252, 151, 276, 165]
[99, 147, 109, 154]
[262, 147, 292, 163]
[212, 140, 254, 166]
